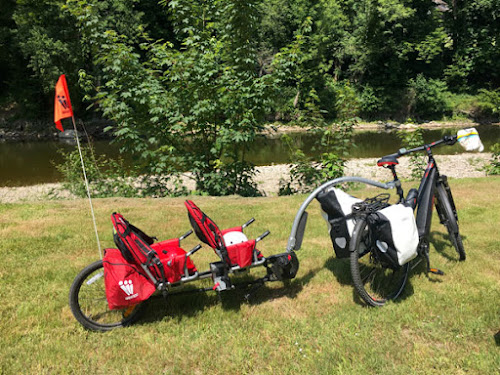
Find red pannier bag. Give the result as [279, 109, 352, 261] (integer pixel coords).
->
[111, 213, 197, 285]
[102, 248, 156, 310]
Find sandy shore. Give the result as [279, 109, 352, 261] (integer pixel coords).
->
[0, 153, 492, 203]
[260, 120, 491, 136]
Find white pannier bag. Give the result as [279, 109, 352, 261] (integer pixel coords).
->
[367, 204, 419, 267]
[317, 187, 363, 258]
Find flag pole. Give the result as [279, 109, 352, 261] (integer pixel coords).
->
[71, 116, 102, 259]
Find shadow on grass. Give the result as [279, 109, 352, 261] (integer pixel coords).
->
[324, 256, 415, 306]
[138, 267, 320, 326]
[429, 231, 468, 262]
[408, 255, 443, 284]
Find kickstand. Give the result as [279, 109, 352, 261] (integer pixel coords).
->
[161, 286, 169, 306]
[244, 280, 264, 302]
[422, 243, 444, 276]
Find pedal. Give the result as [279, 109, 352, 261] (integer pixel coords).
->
[429, 268, 444, 275]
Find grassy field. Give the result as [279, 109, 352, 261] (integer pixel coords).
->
[0, 177, 499, 374]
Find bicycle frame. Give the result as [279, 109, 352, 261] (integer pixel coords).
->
[415, 155, 439, 239]
[391, 138, 457, 252]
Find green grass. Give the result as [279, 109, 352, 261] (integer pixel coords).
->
[0, 177, 499, 374]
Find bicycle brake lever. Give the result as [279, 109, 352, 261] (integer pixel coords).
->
[443, 135, 457, 145]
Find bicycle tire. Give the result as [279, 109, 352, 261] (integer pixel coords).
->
[349, 218, 410, 307]
[69, 260, 144, 331]
[435, 182, 466, 261]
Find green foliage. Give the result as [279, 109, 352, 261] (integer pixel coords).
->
[2, 0, 500, 122]
[406, 75, 451, 120]
[55, 146, 186, 198]
[358, 85, 384, 119]
[485, 143, 500, 176]
[397, 127, 425, 180]
[446, 0, 500, 91]
[278, 135, 322, 196]
[3, 0, 500, 199]
[445, 90, 500, 122]
[279, 119, 355, 195]
[66, 0, 272, 197]
[475, 89, 500, 121]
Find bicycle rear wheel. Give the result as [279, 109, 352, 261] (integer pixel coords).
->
[435, 182, 466, 261]
[350, 218, 410, 307]
[69, 260, 144, 331]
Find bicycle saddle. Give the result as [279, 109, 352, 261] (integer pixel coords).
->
[377, 155, 399, 167]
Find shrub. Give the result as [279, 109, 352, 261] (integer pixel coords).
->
[397, 127, 426, 180]
[475, 89, 500, 121]
[485, 143, 500, 175]
[359, 85, 384, 119]
[407, 74, 452, 120]
[446, 90, 500, 122]
[278, 119, 355, 195]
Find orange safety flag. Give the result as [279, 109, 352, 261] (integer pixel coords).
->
[54, 74, 73, 132]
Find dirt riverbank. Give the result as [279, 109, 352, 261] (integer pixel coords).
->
[0, 153, 491, 203]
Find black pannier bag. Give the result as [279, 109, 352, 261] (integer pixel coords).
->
[317, 187, 362, 258]
[367, 204, 419, 268]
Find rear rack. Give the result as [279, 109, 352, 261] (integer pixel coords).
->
[352, 193, 391, 214]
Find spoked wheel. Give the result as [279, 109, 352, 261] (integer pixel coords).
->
[69, 260, 144, 331]
[435, 182, 466, 261]
[349, 218, 410, 307]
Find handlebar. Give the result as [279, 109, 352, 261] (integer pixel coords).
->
[383, 134, 458, 160]
[256, 230, 270, 242]
[242, 218, 255, 229]
[179, 229, 193, 242]
[186, 244, 202, 257]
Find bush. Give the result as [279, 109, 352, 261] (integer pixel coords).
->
[397, 127, 426, 180]
[475, 89, 500, 121]
[359, 85, 384, 119]
[407, 75, 452, 120]
[485, 143, 500, 175]
[278, 119, 355, 195]
[193, 161, 262, 197]
[446, 90, 500, 122]
[446, 93, 478, 120]
[326, 80, 360, 121]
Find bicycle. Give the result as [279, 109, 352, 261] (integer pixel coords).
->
[349, 134, 466, 306]
[286, 132, 476, 307]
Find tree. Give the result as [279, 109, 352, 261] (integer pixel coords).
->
[443, 0, 500, 90]
[67, 0, 273, 196]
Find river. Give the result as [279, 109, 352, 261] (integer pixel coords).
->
[1, 124, 498, 187]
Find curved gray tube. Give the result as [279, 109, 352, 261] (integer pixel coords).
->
[286, 176, 396, 252]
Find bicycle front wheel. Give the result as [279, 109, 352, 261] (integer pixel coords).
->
[350, 218, 410, 307]
[69, 260, 144, 331]
[435, 182, 466, 261]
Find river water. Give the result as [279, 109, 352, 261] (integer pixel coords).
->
[1, 125, 498, 187]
